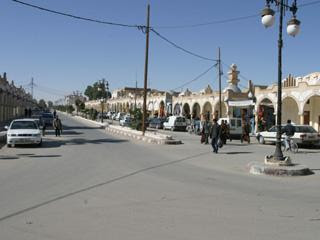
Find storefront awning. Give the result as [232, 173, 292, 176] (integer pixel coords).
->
[228, 100, 254, 107]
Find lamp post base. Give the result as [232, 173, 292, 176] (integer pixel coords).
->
[264, 155, 292, 166]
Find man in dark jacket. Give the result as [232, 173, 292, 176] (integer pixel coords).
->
[53, 116, 62, 137]
[210, 119, 221, 153]
[283, 119, 295, 151]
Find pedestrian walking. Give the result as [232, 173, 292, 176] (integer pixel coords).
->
[53, 109, 57, 118]
[283, 119, 295, 151]
[241, 121, 250, 144]
[202, 119, 211, 144]
[210, 119, 221, 154]
[28, 108, 32, 118]
[53, 115, 62, 137]
[220, 120, 228, 144]
[40, 116, 46, 136]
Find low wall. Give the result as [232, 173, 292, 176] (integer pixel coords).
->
[105, 125, 182, 145]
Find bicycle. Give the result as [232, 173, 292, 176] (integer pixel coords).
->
[281, 137, 298, 153]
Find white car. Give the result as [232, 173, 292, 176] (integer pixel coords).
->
[115, 112, 125, 121]
[6, 119, 42, 147]
[163, 116, 187, 131]
[119, 116, 131, 127]
[256, 125, 320, 146]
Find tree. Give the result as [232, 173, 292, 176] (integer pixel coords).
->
[47, 101, 53, 108]
[84, 82, 111, 101]
[38, 99, 47, 109]
[75, 99, 82, 115]
[66, 105, 75, 114]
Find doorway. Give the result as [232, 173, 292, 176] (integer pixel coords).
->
[303, 111, 310, 125]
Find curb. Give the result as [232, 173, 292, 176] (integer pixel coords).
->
[248, 162, 314, 176]
[105, 126, 182, 145]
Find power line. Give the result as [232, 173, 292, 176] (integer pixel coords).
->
[170, 64, 217, 91]
[154, 14, 260, 29]
[11, 0, 142, 28]
[151, 29, 217, 62]
[299, 0, 320, 7]
[151, 0, 320, 29]
[12, 0, 320, 31]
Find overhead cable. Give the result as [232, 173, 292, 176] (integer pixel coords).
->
[153, 14, 260, 29]
[11, 0, 142, 28]
[170, 64, 217, 91]
[151, 29, 217, 62]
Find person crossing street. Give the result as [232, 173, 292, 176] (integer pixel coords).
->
[53, 115, 62, 137]
[210, 119, 221, 154]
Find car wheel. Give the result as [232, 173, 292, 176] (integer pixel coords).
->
[7, 144, 11, 148]
[258, 136, 265, 144]
[38, 140, 42, 147]
[171, 126, 175, 131]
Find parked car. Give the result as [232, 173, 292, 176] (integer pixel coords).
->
[218, 117, 243, 138]
[5, 119, 42, 147]
[97, 112, 108, 120]
[256, 125, 320, 146]
[41, 112, 54, 126]
[106, 111, 115, 119]
[115, 112, 125, 121]
[119, 116, 131, 127]
[149, 118, 165, 129]
[163, 116, 187, 131]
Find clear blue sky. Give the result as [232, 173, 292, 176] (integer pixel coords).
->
[0, 0, 319, 101]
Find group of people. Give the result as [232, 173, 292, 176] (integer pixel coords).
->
[201, 119, 231, 154]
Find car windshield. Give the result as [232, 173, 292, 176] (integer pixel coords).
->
[11, 121, 38, 129]
[295, 126, 317, 133]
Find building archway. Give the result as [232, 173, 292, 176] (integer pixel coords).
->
[182, 103, 191, 119]
[202, 101, 213, 120]
[302, 94, 320, 131]
[192, 102, 201, 120]
[173, 103, 181, 116]
[257, 98, 275, 131]
[282, 96, 299, 124]
[159, 101, 165, 118]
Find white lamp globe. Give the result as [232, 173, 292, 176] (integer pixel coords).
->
[261, 7, 275, 28]
[287, 18, 301, 37]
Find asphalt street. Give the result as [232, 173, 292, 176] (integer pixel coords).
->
[0, 114, 320, 240]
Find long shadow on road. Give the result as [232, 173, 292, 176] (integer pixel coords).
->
[42, 138, 128, 148]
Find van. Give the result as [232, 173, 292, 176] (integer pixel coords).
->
[218, 117, 242, 138]
[163, 116, 187, 131]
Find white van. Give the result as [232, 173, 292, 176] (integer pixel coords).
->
[218, 117, 242, 137]
[163, 116, 187, 131]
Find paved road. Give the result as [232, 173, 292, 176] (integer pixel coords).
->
[0, 114, 320, 240]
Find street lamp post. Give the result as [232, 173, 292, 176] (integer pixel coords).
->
[261, 0, 300, 162]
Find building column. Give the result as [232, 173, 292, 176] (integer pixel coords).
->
[299, 114, 304, 125]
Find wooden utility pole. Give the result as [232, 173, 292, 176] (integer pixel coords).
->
[218, 47, 222, 119]
[142, 4, 150, 135]
[134, 72, 137, 110]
